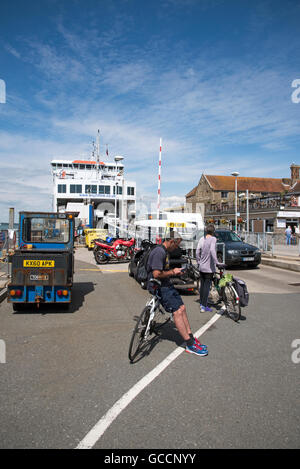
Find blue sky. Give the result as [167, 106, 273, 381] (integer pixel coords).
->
[0, 0, 300, 220]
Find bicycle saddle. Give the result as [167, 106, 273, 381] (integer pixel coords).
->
[149, 278, 162, 287]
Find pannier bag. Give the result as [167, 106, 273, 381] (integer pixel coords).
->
[233, 277, 249, 307]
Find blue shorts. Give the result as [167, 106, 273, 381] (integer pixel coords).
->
[160, 286, 184, 313]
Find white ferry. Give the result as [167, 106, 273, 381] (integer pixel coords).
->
[51, 148, 136, 232]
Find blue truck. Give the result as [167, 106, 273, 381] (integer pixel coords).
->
[7, 211, 75, 311]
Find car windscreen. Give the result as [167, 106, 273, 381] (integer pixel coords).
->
[23, 217, 70, 243]
[216, 231, 242, 242]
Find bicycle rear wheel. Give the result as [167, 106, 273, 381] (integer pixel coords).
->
[223, 284, 241, 322]
[128, 306, 151, 362]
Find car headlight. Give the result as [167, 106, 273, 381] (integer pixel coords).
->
[227, 250, 240, 255]
[255, 249, 261, 254]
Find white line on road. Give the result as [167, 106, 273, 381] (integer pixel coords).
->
[75, 313, 221, 449]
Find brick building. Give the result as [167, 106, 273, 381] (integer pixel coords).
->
[185, 164, 300, 233]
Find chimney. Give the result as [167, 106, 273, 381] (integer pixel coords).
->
[290, 163, 300, 184]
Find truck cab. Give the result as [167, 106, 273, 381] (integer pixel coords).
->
[8, 212, 75, 311]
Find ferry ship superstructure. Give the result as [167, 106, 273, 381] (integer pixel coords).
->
[51, 156, 136, 231]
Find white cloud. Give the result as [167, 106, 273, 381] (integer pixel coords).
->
[4, 44, 21, 59]
[1, 8, 300, 221]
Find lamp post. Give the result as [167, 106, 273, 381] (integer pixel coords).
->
[231, 171, 239, 232]
[114, 156, 124, 236]
[246, 189, 249, 234]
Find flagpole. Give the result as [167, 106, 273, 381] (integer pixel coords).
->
[157, 138, 162, 238]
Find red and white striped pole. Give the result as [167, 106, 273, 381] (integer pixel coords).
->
[157, 138, 162, 221]
[156, 138, 162, 243]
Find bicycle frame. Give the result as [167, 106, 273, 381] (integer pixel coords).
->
[143, 296, 159, 340]
[217, 270, 240, 304]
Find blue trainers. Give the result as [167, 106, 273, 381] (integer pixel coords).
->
[193, 337, 208, 351]
[200, 304, 213, 313]
[186, 341, 208, 357]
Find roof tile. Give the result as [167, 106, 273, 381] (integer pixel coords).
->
[205, 175, 288, 193]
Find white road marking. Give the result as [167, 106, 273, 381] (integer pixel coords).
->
[75, 313, 221, 449]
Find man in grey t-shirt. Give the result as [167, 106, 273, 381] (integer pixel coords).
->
[147, 231, 208, 357]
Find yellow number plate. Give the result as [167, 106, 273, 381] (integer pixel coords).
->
[23, 260, 55, 268]
[166, 222, 186, 228]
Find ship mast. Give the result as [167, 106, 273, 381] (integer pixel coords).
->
[97, 129, 100, 163]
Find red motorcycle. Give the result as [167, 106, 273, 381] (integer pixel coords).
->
[93, 237, 136, 264]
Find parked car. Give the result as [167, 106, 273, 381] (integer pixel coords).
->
[215, 229, 261, 268]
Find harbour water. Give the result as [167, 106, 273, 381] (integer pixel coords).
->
[0, 223, 18, 230]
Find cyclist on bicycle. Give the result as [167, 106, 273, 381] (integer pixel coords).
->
[146, 231, 208, 357]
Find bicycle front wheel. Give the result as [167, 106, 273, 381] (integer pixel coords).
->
[128, 306, 151, 362]
[223, 284, 241, 322]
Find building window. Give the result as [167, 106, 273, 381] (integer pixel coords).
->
[70, 184, 82, 193]
[58, 184, 66, 193]
[113, 186, 122, 195]
[221, 191, 228, 199]
[127, 187, 135, 196]
[99, 185, 110, 195]
[85, 185, 97, 194]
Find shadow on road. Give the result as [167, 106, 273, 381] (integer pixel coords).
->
[129, 314, 183, 365]
[12, 281, 95, 315]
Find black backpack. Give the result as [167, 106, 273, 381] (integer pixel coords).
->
[233, 277, 249, 307]
[134, 241, 158, 286]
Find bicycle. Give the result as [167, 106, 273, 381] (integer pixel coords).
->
[209, 267, 241, 322]
[128, 278, 172, 363]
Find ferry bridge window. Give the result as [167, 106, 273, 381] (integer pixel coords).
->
[85, 185, 97, 194]
[127, 187, 135, 196]
[70, 184, 82, 193]
[99, 185, 110, 194]
[58, 184, 66, 193]
[23, 217, 70, 243]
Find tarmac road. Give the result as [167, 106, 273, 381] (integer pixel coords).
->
[0, 254, 299, 449]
